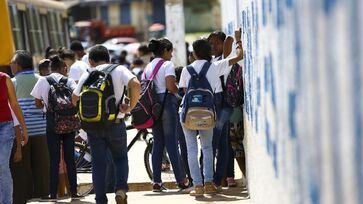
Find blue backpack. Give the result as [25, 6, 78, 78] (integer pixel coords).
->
[181, 62, 216, 130]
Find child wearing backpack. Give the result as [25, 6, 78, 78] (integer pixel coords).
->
[141, 38, 189, 192]
[31, 55, 82, 201]
[178, 28, 243, 197]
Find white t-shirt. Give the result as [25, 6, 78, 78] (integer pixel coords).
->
[143, 58, 175, 94]
[81, 54, 90, 67]
[179, 59, 231, 93]
[73, 64, 135, 106]
[68, 60, 89, 82]
[30, 73, 77, 108]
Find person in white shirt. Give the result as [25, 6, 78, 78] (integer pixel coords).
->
[30, 55, 81, 201]
[72, 45, 141, 204]
[143, 38, 189, 192]
[178, 28, 243, 197]
[60, 49, 89, 83]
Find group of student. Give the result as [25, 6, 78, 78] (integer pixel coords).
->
[0, 27, 244, 204]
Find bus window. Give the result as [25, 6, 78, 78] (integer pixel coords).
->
[8, 4, 25, 50]
[55, 12, 65, 47]
[40, 14, 50, 48]
[48, 11, 59, 48]
[26, 6, 44, 54]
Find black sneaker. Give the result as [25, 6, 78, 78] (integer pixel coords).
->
[152, 183, 167, 192]
[40, 194, 57, 202]
[71, 193, 85, 200]
[177, 178, 190, 189]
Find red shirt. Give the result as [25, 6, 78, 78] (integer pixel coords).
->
[0, 72, 12, 122]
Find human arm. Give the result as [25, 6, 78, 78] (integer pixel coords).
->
[13, 125, 22, 162]
[227, 28, 244, 66]
[223, 36, 234, 58]
[166, 76, 178, 93]
[6, 77, 28, 145]
[119, 77, 141, 113]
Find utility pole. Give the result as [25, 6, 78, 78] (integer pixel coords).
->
[165, 0, 186, 66]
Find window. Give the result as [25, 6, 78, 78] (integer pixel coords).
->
[26, 6, 44, 54]
[8, 4, 25, 50]
[48, 11, 65, 48]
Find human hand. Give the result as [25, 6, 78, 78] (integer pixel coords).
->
[119, 103, 131, 113]
[234, 27, 242, 42]
[22, 129, 28, 146]
[14, 146, 22, 162]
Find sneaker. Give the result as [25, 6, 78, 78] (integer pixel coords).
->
[152, 183, 167, 192]
[227, 177, 237, 187]
[189, 185, 204, 197]
[71, 193, 85, 200]
[204, 182, 218, 194]
[115, 189, 127, 204]
[177, 178, 190, 189]
[40, 194, 57, 202]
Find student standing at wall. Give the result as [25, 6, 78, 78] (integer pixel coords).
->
[0, 71, 28, 204]
[208, 31, 239, 188]
[10, 50, 49, 200]
[178, 28, 243, 197]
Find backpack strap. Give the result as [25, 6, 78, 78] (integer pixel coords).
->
[186, 65, 198, 78]
[46, 76, 57, 86]
[59, 76, 68, 85]
[199, 62, 211, 78]
[102, 64, 118, 75]
[186, 62, 211, 79]
[144, 59, 165, 80]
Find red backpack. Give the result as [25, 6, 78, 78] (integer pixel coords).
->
[130, 60, 165, 129]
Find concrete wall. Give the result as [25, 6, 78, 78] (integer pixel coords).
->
[220, 0, 363, 204]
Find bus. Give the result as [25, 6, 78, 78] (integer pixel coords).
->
[0, 0, 70, 75]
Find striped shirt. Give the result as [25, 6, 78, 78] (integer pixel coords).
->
[12, 71, 46, 136]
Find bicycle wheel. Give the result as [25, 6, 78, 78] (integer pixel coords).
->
[144, 141, 176, 182]
[74, 142, 92, 173]
[74, 142, 93, 196]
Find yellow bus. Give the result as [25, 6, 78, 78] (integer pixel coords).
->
[0, 0, 69, 75]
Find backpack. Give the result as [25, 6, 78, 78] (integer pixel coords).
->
[130, 60, 165, 129]
[222, 63, 244, 107]
[181, 62, 216, 130]
[46, 76, 80, 134]
[78, 64, 121, 131]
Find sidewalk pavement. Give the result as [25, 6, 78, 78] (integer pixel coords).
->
[28, 179, 249, 204]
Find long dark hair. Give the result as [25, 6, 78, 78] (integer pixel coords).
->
[49, 55, 65, 72]
[148, 38, 173, 57]
[192, 39, 212, 62]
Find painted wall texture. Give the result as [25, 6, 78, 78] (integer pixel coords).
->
[220, 0, 363, 204]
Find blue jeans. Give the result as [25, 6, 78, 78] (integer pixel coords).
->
[87, 122, 128, 204]
[213, 93, 233, 186]
[46, 130, 77, 195]
[152, 93, 186, 183]
[182, 126, 214, 186]
[176, 118, 192, 183]
[0, 121, 14, 204]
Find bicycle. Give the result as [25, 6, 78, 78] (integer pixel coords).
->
[74, 124, 176, 195]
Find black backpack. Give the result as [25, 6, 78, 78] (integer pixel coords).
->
[78, 64, 122, 130]
[46, 76, 80, 134]
[130, 60, 165, 129]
